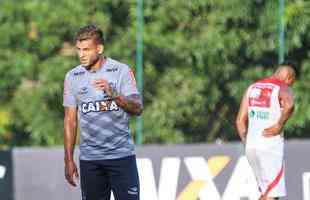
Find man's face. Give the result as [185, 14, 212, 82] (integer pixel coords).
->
[75, 39, 103, 67]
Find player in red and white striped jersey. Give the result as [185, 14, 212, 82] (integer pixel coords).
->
[236, 62, 296, 200]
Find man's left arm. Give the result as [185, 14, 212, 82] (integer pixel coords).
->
[263, 86, 294, 137]
[114, 94, 143, 115]
[116, 66, 143, 115]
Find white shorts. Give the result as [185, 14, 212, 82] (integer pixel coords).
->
[246, 148, 286, 198]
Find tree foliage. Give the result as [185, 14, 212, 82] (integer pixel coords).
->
[0, 0, 309, 147]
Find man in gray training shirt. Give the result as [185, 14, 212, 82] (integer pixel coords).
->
[63, 24, 142, 200]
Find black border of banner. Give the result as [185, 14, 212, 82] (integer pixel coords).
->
[0, 150, 14, 200]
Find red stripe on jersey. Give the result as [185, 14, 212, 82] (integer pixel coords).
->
[257, 77, 286, 88]
[263, 164, 284, 197]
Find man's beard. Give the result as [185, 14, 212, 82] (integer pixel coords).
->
[82, 55, 100, 70]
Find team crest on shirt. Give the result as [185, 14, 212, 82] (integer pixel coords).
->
[81, 100, 119, 114]
[78, 86, 88, 95]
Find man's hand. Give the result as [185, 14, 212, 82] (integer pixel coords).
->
[262, 123, 283, 137]
[65, 160, 79, 187]
[93, 79, 117, 98]
[93, 79, 142, 115]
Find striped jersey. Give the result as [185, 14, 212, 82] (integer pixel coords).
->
[246, 77, 286, 151]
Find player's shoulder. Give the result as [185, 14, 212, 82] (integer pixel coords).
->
[256, 77, 286, 87]
[106, 57, 131, 73]
[65, 65, 86, 79]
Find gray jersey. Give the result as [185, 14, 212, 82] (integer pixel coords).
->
[63, 58, 141, 160]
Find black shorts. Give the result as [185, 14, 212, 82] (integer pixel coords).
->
[80, 155, 140, 200]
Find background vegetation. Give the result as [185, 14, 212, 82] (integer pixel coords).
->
[0, 0, 309, 147]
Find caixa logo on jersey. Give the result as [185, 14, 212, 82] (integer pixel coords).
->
[81, 100, 119, 114]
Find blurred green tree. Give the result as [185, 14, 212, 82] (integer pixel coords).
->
[0, 0, 309, 147]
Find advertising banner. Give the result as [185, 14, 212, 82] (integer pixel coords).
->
[8, 141, 310, 200]
[136, 141, 310, 200]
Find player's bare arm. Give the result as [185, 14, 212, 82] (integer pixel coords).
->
[114, 94, 143, 115]
[64, 107, 79, 186]
[93, 79, 143, 115]
[236, 88, 249, 143]
[263, 86, 294, 137]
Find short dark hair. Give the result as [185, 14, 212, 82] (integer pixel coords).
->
[75, 24, 104, 44]
[279, 60, 297, 78]
[280, 60, 296, 70]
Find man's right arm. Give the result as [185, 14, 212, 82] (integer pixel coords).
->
[63, 73, 79, 186]
[64, 106, 79, 186]
[235, 88, 249, 143]
[278, 87, 295, 127]
[64, 107, 77, 164]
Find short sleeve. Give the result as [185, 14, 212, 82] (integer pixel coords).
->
[120, 66, 140, 97]
[63, 73, 77, 107]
